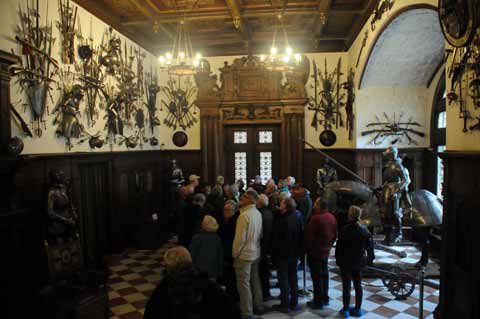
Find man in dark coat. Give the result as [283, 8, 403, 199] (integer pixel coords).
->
[335, 206, 374, 318]
[144, 246, 241, 319]
[271, 197, 304, 313]
[256, 194, 274, 300]
[305, 197, 337, 309]
[219, 200, 239, 298]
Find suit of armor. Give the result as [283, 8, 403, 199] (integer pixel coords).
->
[316, 160, 338, 197]
[381, 146, 411, 243]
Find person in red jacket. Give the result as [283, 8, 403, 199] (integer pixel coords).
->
[305, 196, 337, 309]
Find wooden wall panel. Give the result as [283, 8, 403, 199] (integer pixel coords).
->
[303, 149, 356, 197]
[10, 150, 201, 254]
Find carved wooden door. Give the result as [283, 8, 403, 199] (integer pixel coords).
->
[225, 125, 280, 185]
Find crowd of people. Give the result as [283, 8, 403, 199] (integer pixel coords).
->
[145, 174, 374, 319]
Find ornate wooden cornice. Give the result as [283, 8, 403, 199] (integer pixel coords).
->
[195, 55, 310, 107]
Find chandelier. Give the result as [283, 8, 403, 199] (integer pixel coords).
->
[259, 2, 302, 71]
[157, 13, 201, 76]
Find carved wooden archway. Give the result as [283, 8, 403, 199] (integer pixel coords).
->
[195, 55, 309, 183]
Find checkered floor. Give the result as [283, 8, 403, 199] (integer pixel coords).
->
[107, 238, 439, 319]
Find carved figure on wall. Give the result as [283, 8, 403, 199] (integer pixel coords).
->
[57, 0, 78, 64]
[47, 169, 78, 244]
[222, 105, 282, 121]
[53, 80, 84, 150]
[371, 0, 395, 31]
[13, 1, 59, 137]
[281, 56, 310, 99]
[194, 59, 220, 101]
[161, 77, 197, 130]
[316, 159, 338, 197]
[380, 146, 412, 244]
[361, 112, 425, 145]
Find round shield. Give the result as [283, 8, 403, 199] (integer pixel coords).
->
[319, 130, 336, 147]
[172, 131, 188, 147]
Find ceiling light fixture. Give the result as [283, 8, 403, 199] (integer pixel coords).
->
[157, 1, 202, 76]
[259, 1, 302, 71]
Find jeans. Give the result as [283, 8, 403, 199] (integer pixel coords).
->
[234, 258, 263, 318]
[340, 268, 363, 310]
[259, 254, 271, 297]
[221, 261, 238, 300]
[275, 258, 298, 306]
[307, 255, 329, 304]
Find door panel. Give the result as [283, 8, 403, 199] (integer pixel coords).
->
[225, 125, 280, 185]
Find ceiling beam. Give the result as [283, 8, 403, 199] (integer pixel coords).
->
[312, 0, 333, 37]
[121, 7, 324, 26]
[128, 0, 173, 39]
[344, 0, 379, 49]
[74, 0, 157, 53]
[225, 0, 251, 45]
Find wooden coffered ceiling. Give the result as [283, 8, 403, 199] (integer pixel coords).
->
[75, 0, 379, 56]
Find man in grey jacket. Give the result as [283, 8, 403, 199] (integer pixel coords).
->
[233, 189, 264, 319]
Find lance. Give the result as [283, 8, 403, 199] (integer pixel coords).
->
[301, 138, 369, 186]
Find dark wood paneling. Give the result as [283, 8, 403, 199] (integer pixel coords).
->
[11, 150, 201, 254]
[439, 152, 480, 319]
[303, 149, 356, 196]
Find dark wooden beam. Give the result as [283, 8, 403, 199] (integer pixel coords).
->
[225, 0, 251, 46]
[128, 0, 173, 39]
[344, 0, 379, 49]
[74, 0, 157, 54]
[312, 0, 333, 37]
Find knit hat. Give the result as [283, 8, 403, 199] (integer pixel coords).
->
[202, 215, 219, 232]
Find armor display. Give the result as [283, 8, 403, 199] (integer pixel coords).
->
[316, 160, 338, 197]
[381, 146, 411, 243]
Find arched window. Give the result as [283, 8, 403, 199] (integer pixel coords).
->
[431, 72, 446, 198]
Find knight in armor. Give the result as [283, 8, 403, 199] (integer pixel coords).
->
[316, 159, 338, 197]
[47, 169, 78, 244]
[381, 146, 412, 244]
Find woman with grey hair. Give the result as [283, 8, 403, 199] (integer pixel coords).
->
[145, 246, 241, 319]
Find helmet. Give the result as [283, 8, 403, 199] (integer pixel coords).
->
[383, 146, 398, 159]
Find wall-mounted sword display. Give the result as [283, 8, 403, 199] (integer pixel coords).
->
[361, 112, 425, 145]
[446, 33, 480, 133]
[308, 57, 352, 146]
[161, 76, 198, 131]
[57, 0, 78, 64]
[12, 0, 59, 137]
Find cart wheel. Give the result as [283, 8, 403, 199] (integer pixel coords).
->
[381, 266, 403, 288]
[387, 275, 415, 300]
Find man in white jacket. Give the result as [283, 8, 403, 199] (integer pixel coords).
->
[233, 189, 264, 319]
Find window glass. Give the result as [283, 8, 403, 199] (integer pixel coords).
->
[234, 132, 247, 144]
[235, 152, 247, 182]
